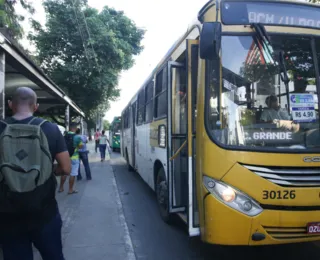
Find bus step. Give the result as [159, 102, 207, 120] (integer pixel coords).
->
[177, 212, 188, 224]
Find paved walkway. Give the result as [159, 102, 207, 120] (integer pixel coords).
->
[0, 142, 135, 260]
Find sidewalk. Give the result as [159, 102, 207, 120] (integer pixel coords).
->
[0, 142, 135, 260]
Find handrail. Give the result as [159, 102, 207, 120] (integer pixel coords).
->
[169, 140, 187, 161]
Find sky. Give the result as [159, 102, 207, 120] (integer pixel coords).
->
[17, 0, 209, 122]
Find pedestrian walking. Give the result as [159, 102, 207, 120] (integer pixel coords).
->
[99, 130, 108, 162]
[76, 128, 92, 181]
[59, 123, 83, 194]
[94, 129, 101, 153]
[0, 87, 71, 260]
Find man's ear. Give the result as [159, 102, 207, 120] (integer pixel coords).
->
[33, 103, 39, 112]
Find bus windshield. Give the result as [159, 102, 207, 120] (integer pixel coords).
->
[206, 34, 320, 152]
[113, 122, 121, 133]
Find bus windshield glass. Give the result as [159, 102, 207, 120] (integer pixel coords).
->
[113, 121, 121, 134]
[206, 35, 320, 152]
[221, 1, 320, 29]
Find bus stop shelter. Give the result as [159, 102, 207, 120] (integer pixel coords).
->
[0, 29, 85, 131]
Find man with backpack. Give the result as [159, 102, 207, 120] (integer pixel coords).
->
[59, 123, 83, 194]
[0, 87, 71, 260]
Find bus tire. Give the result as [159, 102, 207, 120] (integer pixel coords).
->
[126, 150, 134, 172]
[156, 167, 173, 224]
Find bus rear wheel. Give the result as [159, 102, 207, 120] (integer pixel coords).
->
[156, 167, 173, 224]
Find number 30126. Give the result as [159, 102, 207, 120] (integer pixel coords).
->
[262, 190, 296, 200]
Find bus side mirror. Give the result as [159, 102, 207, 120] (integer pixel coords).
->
[200, 22, 222, 60]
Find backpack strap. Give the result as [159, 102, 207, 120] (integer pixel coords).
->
[0, 120, 7, 126]
[28, 117, 48, 127]
[38, 120, 48, 127]
[0, 117, 47, 127]
[28, 117, 38, 125]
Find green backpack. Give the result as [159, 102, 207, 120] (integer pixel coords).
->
[0, 117, 55, 213]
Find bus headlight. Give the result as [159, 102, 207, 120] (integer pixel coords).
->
[203, 176, 262, 217]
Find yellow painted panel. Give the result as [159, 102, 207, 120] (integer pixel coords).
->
[202, 192, 320, 245]
[222, 163, 320, 206]
[150, 119, 166, 147]
[203, 195, 252, 245]
[250, 210, 320, 245]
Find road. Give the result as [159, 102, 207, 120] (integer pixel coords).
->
[110, 152, 320, 260]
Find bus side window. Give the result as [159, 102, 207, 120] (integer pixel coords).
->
[145, 81, 154, 123]
[154, 65, 168, 118]
[137, 89, 145, 125]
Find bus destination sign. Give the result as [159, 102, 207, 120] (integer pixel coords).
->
[221, 1, 320, 29]
[248, 12, 320, 28]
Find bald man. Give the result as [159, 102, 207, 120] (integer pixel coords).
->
[0, 87, 70, 260]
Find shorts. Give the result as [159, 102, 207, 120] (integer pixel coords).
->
[70, 159, 80, 176]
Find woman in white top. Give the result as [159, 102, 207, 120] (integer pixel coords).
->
[99, 130, 108, 161]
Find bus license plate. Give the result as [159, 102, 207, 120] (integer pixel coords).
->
[307, 223, 320, 234]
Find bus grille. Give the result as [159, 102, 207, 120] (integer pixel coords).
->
[264, 226, 320, 240]
[243, 165, 320, 187]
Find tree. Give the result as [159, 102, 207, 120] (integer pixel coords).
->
[103, 120, 110, 130]
[29, 0, 144, 124]
[240, 36, 316, 93]
[0, 0, 35, 39]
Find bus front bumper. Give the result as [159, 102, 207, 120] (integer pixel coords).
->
[203, 195, 320, 245]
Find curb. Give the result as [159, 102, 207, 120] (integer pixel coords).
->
[110, 163, 136, 260]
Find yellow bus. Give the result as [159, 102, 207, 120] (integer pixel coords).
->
[121, 0, 320, 245]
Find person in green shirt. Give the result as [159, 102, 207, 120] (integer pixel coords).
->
[59, 123, 83, 194]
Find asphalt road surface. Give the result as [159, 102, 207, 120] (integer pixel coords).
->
[110, 152, 320, 260]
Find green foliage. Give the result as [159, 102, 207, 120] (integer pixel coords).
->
[240, 37, 317, 90]
[29, 0, 144, 123]
[239, 109, 255, 126]
[0, 0, 34, 39]
[103, 120, 110, 130]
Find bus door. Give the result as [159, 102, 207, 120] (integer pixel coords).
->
[186, 39, 199, 236]
[131, 102, 137, 168]
[167, 40, 200, 237]
[168, 61, 187, 215]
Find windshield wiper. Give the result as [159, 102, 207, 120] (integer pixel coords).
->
[251, 23, 275, 65]
[278, 50, 290, 85]
[251, 23, 291, 111]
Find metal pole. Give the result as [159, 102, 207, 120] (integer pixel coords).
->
[80, 117, 84, 135]
[65, 105, 70, 132]
[0, 51, 5, 120]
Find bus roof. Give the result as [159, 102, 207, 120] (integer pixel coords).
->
[112, 116, 121, 122]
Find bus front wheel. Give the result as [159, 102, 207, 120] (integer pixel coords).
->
[156, 168, 173, 224]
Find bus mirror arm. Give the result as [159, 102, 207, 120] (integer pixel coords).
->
[200, 22, 221, 60]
